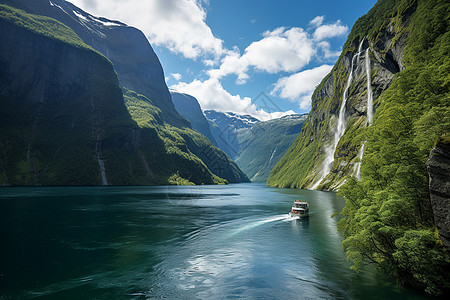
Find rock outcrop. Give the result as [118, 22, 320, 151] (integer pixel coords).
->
[428, 138, 450, 250]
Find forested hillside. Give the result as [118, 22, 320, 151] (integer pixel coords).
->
[269, 0, 449, 294]
[0, 4, 248, 185]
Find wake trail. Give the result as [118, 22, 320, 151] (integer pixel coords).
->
[229, 214, 292, 237]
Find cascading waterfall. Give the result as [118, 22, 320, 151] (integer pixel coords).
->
[365, 48, 373, 125]
[353, 142, 365, 180]
[311, 38, 365, 190]
[356, 38, 364, 66]
[353, 47, 373, 181]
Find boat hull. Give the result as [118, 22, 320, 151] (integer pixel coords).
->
[289, 212, 309, 218]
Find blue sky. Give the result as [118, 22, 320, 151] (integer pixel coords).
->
[71, 0, 377, 120]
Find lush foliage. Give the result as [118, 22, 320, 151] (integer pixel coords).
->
[123, 89, 228, 185]
[337, 0, 450, 295]
[268, 0, 449, 294]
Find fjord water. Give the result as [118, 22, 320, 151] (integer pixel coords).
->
[0, 184, 427, 299]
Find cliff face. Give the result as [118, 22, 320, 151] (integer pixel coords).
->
[427, 138, 450, 250]
[0, 16, 128, 185]
[0, 5, 248, 185]
[268, 0, 450, 295]
[268, 3, 412, 190]
[0, 0, 188, 128]
[170, 92, 217, 146]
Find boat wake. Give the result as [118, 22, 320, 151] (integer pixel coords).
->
[229, 214, 293, 237]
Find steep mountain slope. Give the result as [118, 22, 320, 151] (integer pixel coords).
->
[0, 0, 188, 128]
[170, 91, 217, 146]
[269, 0, 449, 294]
[268, 24, 403, 190]
[235, 114, 307, 182]
[0, 5, 247, 185]
[204, 110, 259, 159]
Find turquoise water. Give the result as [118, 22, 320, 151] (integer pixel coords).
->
[0, 183, 428, 299]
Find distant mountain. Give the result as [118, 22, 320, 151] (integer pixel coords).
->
[0, 3, 249, 185]
[235, 114, 307, 182]
[205, 110, 307, 182]
[204, 110, 259, 159]
[170, 91, 217, 146]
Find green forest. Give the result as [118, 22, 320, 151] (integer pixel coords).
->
[268, 0, 449, 295]
[337, 0, 449, 295]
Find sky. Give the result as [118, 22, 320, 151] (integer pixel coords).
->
[69, 0, 377, 120]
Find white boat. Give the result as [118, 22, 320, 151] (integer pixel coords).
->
[289, 200, 309, 218]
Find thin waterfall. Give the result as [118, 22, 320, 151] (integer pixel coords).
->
[95, 137, 108, 185]
[365, 48, 373, 125]
[353, 47, 373, 181]
[354, 142, 365, 180]
[311, 39, 365, 189]
[356, 37, 365, 66]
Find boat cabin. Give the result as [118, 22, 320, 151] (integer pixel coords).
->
[290, 201, 309, 216]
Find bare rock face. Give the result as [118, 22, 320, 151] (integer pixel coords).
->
[427, 138, 450, 250]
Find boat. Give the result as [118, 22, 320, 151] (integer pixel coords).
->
[289, 200, 309, 218]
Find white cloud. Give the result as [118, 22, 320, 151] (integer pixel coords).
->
[69, 0, 225, 59]
[208, 18, 347, 85]
[171, 78, 295, 121]
[317, 41, 342, 59]
[271, 64, 333, 109]
[171, 73, 182, 81]
[309, 16, 324, 27]
[208, 27, 315, 84]
[313, 20, 348, 41]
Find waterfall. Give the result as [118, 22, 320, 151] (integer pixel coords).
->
[352, 48, 373, 181]
[354, 142, 366, 180]
[311, 39, 365, 189]
[95, 138, 108, 185]
[356, 37, 365, 66]
[365, 48, 373, 125]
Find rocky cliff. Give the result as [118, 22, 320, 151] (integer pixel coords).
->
[267, 0, 450, 295]
[0, 0, 188, 128]
[428, 137, 450, 250]
[0, 5, 248, 185]
[268, 1, 413, 190]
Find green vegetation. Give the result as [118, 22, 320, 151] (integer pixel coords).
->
[269, 0, 449, 294]
[0, 4, 98, 54]
[0, 6, 242, 186]
[338, 1, 450, 294]
[122, 88, 228, 185]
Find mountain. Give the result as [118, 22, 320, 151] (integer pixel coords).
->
[0, 0, 188, 128]
[170, 91, 217, 146]
[235, 114, 307, 182]
[0, 4, 248, 185]
[269, 0, 449, 295]
[204, 110, 307, 182]
[204, 110, 259, 159]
